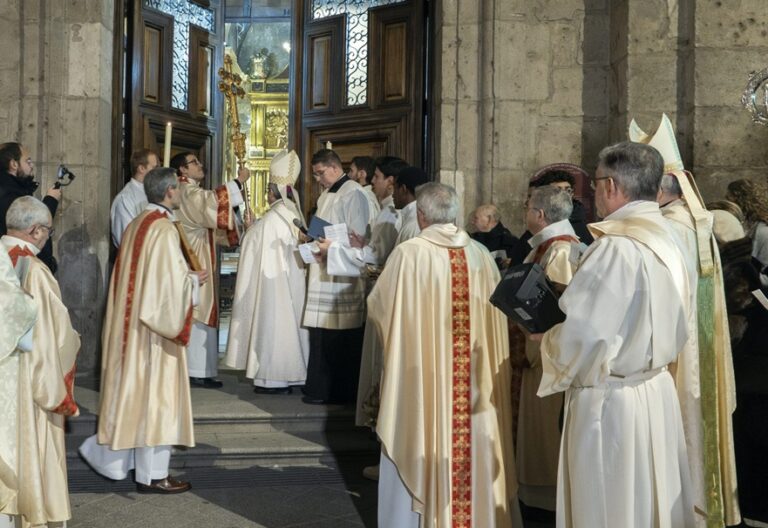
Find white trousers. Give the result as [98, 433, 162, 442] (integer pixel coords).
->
[78, 435, 171, 485]
[187, 322, 218, 378]
[378, 452, 420, 528]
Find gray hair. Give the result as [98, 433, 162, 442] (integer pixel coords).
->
[6, 196, 51, 231]
[660, 173, 682, 197]
[144, 167, 178, 204]
[597, 141, 663, 201]
[529, 186, 573, 224]
[416, 182, 459, 225]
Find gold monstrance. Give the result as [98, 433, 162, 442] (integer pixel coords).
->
[218, 55, 252, 222]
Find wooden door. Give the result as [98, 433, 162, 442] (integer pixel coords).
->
[292, 0, 427, 212]
[116, 0, 225, 189]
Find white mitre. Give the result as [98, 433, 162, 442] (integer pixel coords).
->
[628, 113, 685, 173]
[269, 149, 305, 225]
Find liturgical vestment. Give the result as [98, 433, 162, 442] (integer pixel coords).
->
[0, 244, 36, 519]
[517, 219, 582, 511]
[97, 206, 197, 450]
[662, 198, 740, 526]
[1, 237, 80, 527]
[224, 200, 309, 386]
[539, 201, 695, 528]
[370, 223, 520, 528]
[176, 177, 241, 377]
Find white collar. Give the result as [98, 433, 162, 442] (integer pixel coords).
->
[528, 219, 578, 249]
[0, 235, 40, 256]
[380, 194, 394, 208]
[400, 200, 417, 217]
[605, 200, 660, 221]
[145, 203, 176, 221]
[129, 178, 144, 189]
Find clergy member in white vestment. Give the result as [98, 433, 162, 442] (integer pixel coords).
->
[393, 166, 424, 244]
[170, 151, 248, 388]
[224, 150, 309, 394]
[370, 182, 522, 528]
[110, 148, 158, 247]
[537, 141, 696, 528]
[0, 237, 36, 528]
[80, 168, 206, 494]
[1, 197, 80, 528]
[320, 156, 407, 277]
[631, 113, 740, 526]
[302, 148, 373, 404]
[349, 155, 380, 222]
[517, 186, 585, 512]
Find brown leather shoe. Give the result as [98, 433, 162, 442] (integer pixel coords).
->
[136, 476, 191, 494]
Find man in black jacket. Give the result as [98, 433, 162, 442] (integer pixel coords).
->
[0, 142, 60, 272]
[469, 204, 520, 267]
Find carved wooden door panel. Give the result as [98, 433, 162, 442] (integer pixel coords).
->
[294, 0, 426, 212]
[121, 0, 224, 188]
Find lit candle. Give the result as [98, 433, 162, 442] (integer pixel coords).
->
[325, 141, 332, 150]
[163, 122, 173, 167]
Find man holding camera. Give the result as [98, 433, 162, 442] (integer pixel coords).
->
[0, 142, 61, 272]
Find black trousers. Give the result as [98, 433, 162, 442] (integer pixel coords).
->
[304, 326, 365, 403]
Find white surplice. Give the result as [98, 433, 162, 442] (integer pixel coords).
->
[326, 195, 399, 277]
[303, 178, 372, 329]
[395, 200, 420, 246]
[539, 201, 695, 528]
[110, 178, 147, 247]
[224, 200, 309, 387]
[362, 184, 381, 224]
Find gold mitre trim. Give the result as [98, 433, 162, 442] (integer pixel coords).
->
[269, 149, 301, 187]
[628, 113, 685, 173]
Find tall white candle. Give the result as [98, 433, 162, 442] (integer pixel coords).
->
[163, 122, 173, 167]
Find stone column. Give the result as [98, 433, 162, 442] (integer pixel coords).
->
[434, 0, 586, 230]
[0, 0, 114, 375]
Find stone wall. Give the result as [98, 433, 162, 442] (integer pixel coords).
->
[434, 0, 768, 230]
[0, 0, 114, 375]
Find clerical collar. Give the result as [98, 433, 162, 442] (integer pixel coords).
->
[145, 202, 176, 220]
[328, 175, 350, 193]
[1, 234, 40, 256]
[528, 219, 578, 249]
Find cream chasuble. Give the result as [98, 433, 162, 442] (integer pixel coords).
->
[224, 200, 309, 384]
[516, 219, 582, 511]
[539, 201, 695, 528]
[0, 238, 80, 526]
[370, 224, 519, 528]
[303, 178, 372, 329]
[176, 177, 241, 327]
[0, 245, 36, 515]
[662, 197, 740, 527]
[97, 207, 197, 450]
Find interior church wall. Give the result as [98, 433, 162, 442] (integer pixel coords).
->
[434, 0, 768, 231]
[0, 0, 114, 375]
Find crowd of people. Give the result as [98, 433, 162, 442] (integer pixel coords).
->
[1, 109, 767, 527]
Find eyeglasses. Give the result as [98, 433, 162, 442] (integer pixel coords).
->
[590, 176, 611, 191]
[32, 224, 54, 237]
[182, 158, 202, 167]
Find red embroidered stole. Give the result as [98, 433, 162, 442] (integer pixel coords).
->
[448, 248, 472, 527]
[532, 234, 579, 264]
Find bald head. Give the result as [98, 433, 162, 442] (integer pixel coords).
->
[470, 204, 500, 232]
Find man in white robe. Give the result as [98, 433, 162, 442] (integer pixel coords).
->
[393, 166, 425, 244]
[517, 186, 584, 512]
[110, 148, 158, 247]
[349, 155, 380, 221]
[302, 149, 373, 404]
[320, 156, 407, 277]
[79, 168, 206, 494]
[1, 197, 80, 528]
[170, 151, 248, 388]
[370, 182, 521, 528]
[633, 114, 740, 527]
[537, 141, 695, 528]
[0, 237, 36, 528]
[224, 150, 309, 394]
